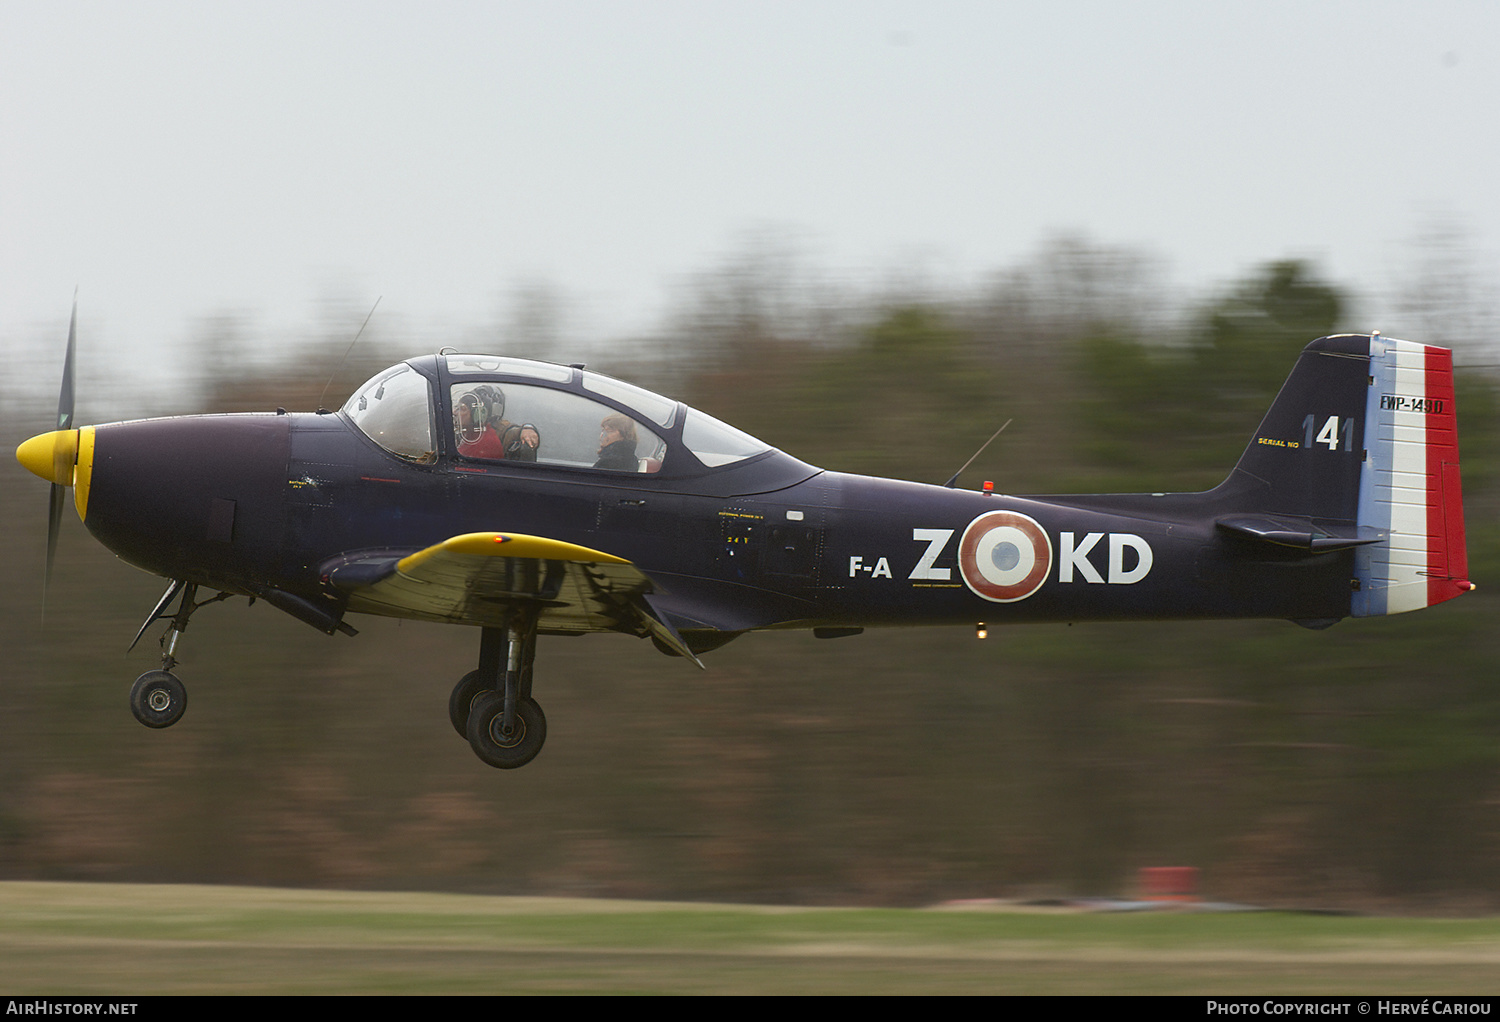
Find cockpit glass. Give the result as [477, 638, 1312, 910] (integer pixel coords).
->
[681, 409, 771, 467]
[342, 364, 436, 463]
[445, 355, 573, 383]
[581, 373, 677, 428]
[450, 382, 666, 473]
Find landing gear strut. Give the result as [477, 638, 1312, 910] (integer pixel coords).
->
[126, 580, 231, 729]
[453, 612, 547, 769]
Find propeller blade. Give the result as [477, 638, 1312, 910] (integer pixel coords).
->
[43, 297, 79, 624]
[44, 483, 66, 620]
[57, 298, 76, 431]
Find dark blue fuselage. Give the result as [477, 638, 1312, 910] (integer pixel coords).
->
[81, 407, 1356, 640]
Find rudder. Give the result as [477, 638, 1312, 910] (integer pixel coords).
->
[1352, 337, 1472, 615]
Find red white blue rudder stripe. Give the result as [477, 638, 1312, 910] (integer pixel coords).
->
[1353, 337, 1472, 616]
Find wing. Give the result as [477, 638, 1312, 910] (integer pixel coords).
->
[321, 531, 703, 665]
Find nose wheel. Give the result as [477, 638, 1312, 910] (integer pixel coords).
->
[130, 670, 187, 728]
[125, 580, 233, 730]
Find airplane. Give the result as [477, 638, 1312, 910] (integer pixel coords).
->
[16, 314, 1474, 769]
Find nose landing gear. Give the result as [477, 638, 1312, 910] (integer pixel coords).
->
[126, 580, 233, 730]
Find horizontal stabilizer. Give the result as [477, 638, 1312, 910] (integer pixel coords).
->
[1216, 514, 1383, 553]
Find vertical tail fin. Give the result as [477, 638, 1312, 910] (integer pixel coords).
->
[1352, 337, 1472, 615]
[1225, 335, 1371, 523]
[1221, 334, 1472, 617]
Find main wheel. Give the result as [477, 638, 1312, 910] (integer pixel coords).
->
[448, 670, 490, 737]
[465, 692, 546, 769]
[130, 670, 187, 729]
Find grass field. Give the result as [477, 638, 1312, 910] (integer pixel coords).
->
[4, 883, 1500, 994]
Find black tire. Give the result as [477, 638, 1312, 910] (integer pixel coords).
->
[465, 692, 546, 769]
[449, 670, 491, 738]
[130, 670, 187, 729]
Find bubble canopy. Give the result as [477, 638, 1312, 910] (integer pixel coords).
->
[341, 355, 793, 481]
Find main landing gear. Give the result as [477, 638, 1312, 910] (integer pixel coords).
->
[127, 580, 231, 729]
[449, 612, 547, 769]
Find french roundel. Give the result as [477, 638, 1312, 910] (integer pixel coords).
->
[958, 510, 1052, 603]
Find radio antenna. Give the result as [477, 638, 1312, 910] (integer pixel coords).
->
[317, 296, 382, 411]
[942, 419, 1011, 488]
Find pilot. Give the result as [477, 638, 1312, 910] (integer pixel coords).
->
[454, 390, 505, 459]
[454, 386, 541, 462]
[594, 414, 639, 471]
[501, 423, 540, 461]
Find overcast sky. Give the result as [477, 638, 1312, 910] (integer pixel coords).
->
[4, 0, 1499, 392]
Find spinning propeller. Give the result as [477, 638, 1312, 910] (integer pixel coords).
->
[15, 299, 82, 620]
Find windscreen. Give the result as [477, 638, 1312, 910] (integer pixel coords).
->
[342, 364, 436, 463]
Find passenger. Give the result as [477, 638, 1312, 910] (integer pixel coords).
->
[594, 414, 639, 471]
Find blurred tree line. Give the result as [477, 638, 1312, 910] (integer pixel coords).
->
[1, 235, 1497, 911]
